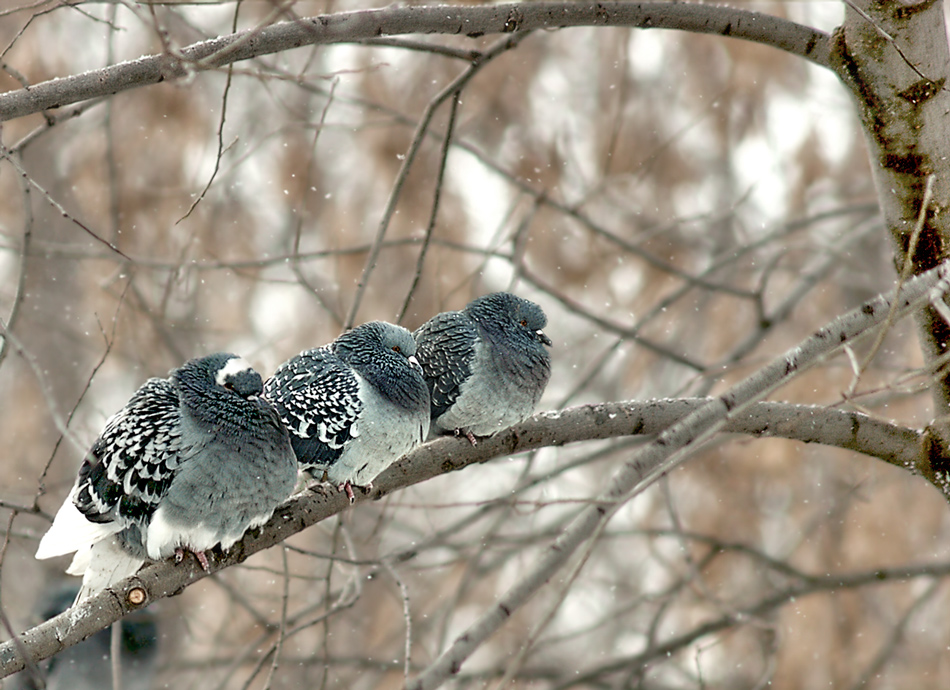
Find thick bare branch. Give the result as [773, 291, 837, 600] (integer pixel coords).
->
[0, 2, 830, 122]
[0, 389, 930, 677]
[831, 0, 950, 459]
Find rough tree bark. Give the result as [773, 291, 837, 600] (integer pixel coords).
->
[830, 0, 950, 469]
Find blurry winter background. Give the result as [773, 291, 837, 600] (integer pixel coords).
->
[1, 1, 948, 688]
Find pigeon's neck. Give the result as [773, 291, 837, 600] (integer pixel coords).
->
[479, 322, 550, 384]
[357, 361, 427, 412]
[175, 374, 262, 431]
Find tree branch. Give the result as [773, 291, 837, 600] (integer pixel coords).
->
[0, 2, 831, 122]
[408, 259, 950, 690]
[4, 262, 947, 683]
[830, 0, 950, 471]
[0, 389, 929, 679]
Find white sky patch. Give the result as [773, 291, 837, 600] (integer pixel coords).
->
[322, 43, 366, 82]
[805, 64, 856, 165]
[627, 29, 667, 80]
[448, 148, 513, 246]
[793, 0, 845, 32]
[250, 283, 307, 350]
[765, 90, 811, 159]
[732, 135, 787, 222]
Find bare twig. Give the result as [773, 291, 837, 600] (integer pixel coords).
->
[345, 33, 527, 328]
[396, 90, 460, 324]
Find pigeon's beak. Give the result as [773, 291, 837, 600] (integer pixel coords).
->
[537, 330, 553, 347]
[408, 355, 422, 371]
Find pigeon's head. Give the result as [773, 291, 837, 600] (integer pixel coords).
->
[335, 321, 428, 409]
[178, 353, 264, 399]
[468, 292, 553, 349]
[334, 321, 419, 370]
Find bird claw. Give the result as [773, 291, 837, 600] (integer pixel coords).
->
[336, 480, 372, 503]
[338, 481, 356, 503]
[454, 428, 477, 446]
[175, 547, 211, 572]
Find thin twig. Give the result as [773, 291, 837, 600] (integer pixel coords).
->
[345, 33, 529, 328]
[397, 90, 460, 324]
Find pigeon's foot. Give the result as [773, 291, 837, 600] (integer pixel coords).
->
[338, 481, 356, 504]
[454, 428, 478, 446]
[336, 480, 373, 502]
[175, 547, 211, 572]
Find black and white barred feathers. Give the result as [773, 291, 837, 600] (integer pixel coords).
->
[263, 321, 430, 500]
[36, 353, 297, 601]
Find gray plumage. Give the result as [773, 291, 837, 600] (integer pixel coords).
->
[263, 321, 430, 497]
[414, 292, 552, 439]
[9, 584, 158, 690]
[37, 353, 298, 600]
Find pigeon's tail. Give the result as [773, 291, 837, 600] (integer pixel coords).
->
[36, 486, 121, 560]
[71, 538, 145, 603]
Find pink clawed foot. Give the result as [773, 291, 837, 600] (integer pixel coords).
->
[175, 547, 211, 572]
[338, 481, 356, 503]
[337, 480, 372, 503]
[455, 428, 477, 446]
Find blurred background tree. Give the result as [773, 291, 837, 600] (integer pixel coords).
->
[1, 1, 949, 688]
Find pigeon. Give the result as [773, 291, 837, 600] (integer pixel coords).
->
[413, 292, 552, 443]
[263, 321, 430, 501]
[36, 353, 298, 601]
[9, 583, 158, 690]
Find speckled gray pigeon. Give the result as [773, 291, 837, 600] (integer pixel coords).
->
[263, 321, 430, 501]
[36, 353, 298, 601]
[413, 292, 552, 443]
[9, 583, 158, 690]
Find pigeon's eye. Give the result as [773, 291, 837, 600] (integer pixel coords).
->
[224, 382, 235, 391]
[520, 319, 528, 327]
[392, 345, 401, 353]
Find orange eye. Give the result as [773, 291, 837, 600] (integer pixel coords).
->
[520, 319, 528, 327]
[392, 345, 401, 353]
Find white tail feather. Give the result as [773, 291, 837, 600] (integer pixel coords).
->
[36, 485, 121, 560]
[74, 538, 145, 603]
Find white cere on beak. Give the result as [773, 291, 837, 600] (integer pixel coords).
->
[408, 355, 421, 369]
[216, 356, 254, 387]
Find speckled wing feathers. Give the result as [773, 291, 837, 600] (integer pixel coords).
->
[74, 377, 182, 530]
[263, 347, 362, 472]
[413, 313, 477, 420]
